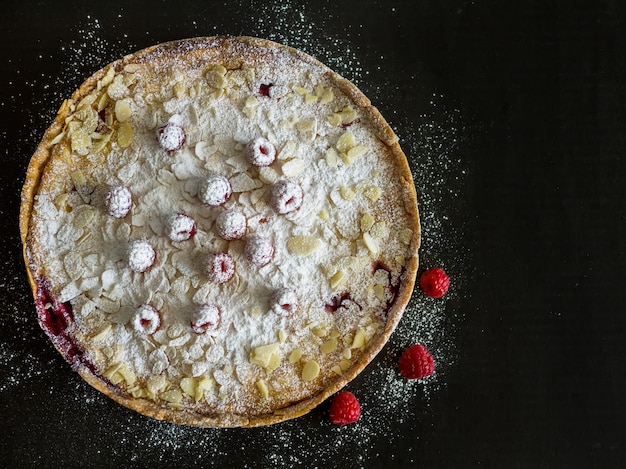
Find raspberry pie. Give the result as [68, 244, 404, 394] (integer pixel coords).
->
[19, 36, 420, 427]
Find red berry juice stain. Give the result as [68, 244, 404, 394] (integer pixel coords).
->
[258, 83, 273, 96]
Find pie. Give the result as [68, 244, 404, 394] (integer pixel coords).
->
[19, 36, 420, 427]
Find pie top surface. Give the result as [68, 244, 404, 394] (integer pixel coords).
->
[20, 36, 420, 427]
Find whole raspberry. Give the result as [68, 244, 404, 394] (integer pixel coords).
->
[103, 185, 132, 218]
[270, 179, 303, 214]
[419, 267, 450, 298]
[157, 122, 186, 152]
[398, 344, 435, 379]
[328, 391, 361, 426]
[247, 137, 276, 167]
[190, 304, 221, 334]
[205, 252, 235, 284]
[215, 210, 247, 240]
[131, 304, 160, 335]
[127, 240, 156, 273]
[165, 212, 196, 242]
[244, 235, 274, 267]
[198, 173, 232, 206]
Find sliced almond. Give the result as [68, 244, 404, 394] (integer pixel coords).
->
[362, 232, 380, 256]
[339, 185, 356, 201]
[311, 323, 328, 338]
[370, 221, 389, 239]
[117, 122, 133, 148]
[351, 328, 366, 349]
[195, 377, 214, 401]
[114, 99, 132, 122]
[373, 283, 385, 300]
[286, 236, 323, 256]
[250, 343, 280, 368]
[282, 158, 305, 177]
[180, 377, 197, 398]
[325, 148, 339, 167]
[399, 228, 414, 245]
[301, 360, 320, 382]
[320, 338, 338, 354]
[341, 145, 369, 165]
[339, 359, 351, 371]
[360, 213, 375, 233]
[289, 348, 303, 364]
[330, 270, 347, 290]
[256, 379, 270, 398]
[117, 363, 136, 386]
[336, 131, 356, 153]
[364, 185, 382, 202]
[91, 324, 112, 342]
[161, 389, 183, 404]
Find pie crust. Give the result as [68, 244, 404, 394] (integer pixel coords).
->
[19, 36, 420, 427]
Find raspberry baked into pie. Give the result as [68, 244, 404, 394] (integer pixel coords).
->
[19, 36, 420, 427]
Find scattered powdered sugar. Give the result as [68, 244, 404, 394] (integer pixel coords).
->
[2, 8, 473, 468]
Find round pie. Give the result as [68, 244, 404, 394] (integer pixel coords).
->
[19, 36, 420, 427]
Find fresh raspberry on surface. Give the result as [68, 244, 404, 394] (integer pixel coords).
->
[205, 252, 235, 284]
[157, 122, 186, 152]
[329, 391, 361, 426]
[244, 235, 274, 267]
[127, 240, 156, 273]
[132, 304, 160, 335]
[215, 210, 247, 240]
[103, 185, 132, 218]
[270, 179, 303, 214]
[190, 304, 221, 334]
[419, 267, 450, 298]
[398, 344, 435, 380]
[247, 137, 276, 167]
[199, 173, 232, 206]
[165, 212, 196, 242]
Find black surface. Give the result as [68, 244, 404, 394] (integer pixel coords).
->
[2, 1, 625, 468]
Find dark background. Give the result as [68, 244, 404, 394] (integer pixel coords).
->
[1, 0, 625, 467]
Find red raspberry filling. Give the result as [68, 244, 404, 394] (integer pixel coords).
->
[246, 137, 276, 167]
[34, 277, 96, 373]
[205, 252, 235, 284]
[325, 292, 361, 314]
[157, 122, 186, 152]
[270, 179, 303, 214]
[258, 83, 273, 97]
[215, 210, 247, 240]
[271, 288, 298, 316]
[190, 304, 221, 334]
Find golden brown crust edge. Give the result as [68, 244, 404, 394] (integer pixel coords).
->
[20, 35, 421, 428]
